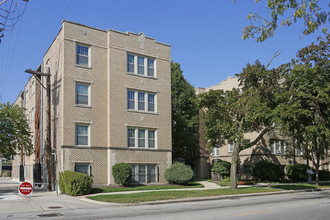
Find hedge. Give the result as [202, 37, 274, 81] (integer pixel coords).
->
[164, 162, 194, 185]
[112, 163, 132, 186]
[59, 171, 93, 196]
[212, 160, 231, 178]
[251, 160, 284, 182]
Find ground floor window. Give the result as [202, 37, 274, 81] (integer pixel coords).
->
[131, 164, 157, 183]
[75, 163, 91, 176]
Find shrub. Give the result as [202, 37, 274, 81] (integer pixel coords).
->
[164, 162, 194, 185]
[112, 163, 132, 186]
[59, 171, 93, 196]
[318, 170, 330, 181]
[251, 160, 284, 182]
[218, 177, 231, 186]
[212, 160, 231, 178]
[286, 164, 309, 181]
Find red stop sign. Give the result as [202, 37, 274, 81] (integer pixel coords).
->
[19, 182, 33, 195]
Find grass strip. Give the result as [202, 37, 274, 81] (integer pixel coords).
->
[87, 187, 279, 203]
[269, 184, 330, 190]
[90, 182, 204, 194]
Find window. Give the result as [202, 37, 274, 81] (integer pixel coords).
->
[76, 44, 89, 66]
[127, 90, 156, 113]
[127, 54, 135, 73]
[131, 164, 157, 183]
[75, 163, 90, 175]
[127, 53, 155, 77]
[229, 143, 234, 153]
[127, 90, 135, 110]
[148, 130, 155, 149]
[211, 147, 220, 156]
[76, 124, 89, 146]
[148, 94, 155, 112]
[138, 56, 144, 75]
[297, 148, 302, 156]
[76, 83, 89, 105]
[31, 108, 34, 123]
[127, 128, 156, 149]
[138, 92, 145, 111]
[128, 128, 135, 147]
[147, 58, 154, 77]
[138, 129, 145, 148]
[270, 140, 286, 154]
[243, 165, 251, 173]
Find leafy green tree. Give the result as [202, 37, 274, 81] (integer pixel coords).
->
[0, 102, 32, 158]
[171, 62, 199, 168]
[242, 0, 329, 42]
[276, 36, 330, 185]
[199, 61, 284, 190]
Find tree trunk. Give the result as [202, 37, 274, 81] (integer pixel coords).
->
[0, 158, 2, 177]
[315, 168, 319, 186]
[230, 143, 239, 190]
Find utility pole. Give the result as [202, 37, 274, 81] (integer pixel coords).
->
[25, 67, 53, 191]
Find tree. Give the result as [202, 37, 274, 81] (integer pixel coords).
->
[0, 102, 33, 158]
[242, 0, 330, 42]
[171, 62, 199, 168]
[275, 36, 329, 185]
[199, 61, 283, 189]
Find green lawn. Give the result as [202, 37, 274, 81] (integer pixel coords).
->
[87, 187, 279, 203]
[90, 182, 204, 194]
[269, 183, 330, 190]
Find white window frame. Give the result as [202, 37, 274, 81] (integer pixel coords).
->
[228, 143, 234, 153]
[270, 140, 286, 155]
[127, 90, 157, 113]
[75, 124, 90, 147]
[76, 44, 90, 67]
[127, 53, 156, 77]
[76, 82, 90, 106]
[127, 127, 157, 149]
[131, 164, 158, 183]
[211, 147, 220, 156]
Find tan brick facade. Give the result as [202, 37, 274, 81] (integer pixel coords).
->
[12, 21, 171, 187]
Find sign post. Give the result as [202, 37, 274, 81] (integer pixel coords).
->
[18, 182, 33, 195]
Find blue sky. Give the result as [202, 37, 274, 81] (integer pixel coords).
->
[0, 0, 328, 103]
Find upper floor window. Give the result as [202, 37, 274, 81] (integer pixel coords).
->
[270, 140, 286, 154]
[211, 147, 220, 156]
[127, 128, 157, 149]
[76, 44, 90, 67]
[76, 124, 89, 146]
[76, 83, 90, 106]
[127, 90, 156, 113]
[127, 53, 155, 77]
[228, 143, 234, 153]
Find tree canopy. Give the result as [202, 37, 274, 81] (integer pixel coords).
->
[0, 102, 33, 158]
[199, 60, 285, 189]
[243, 0, 330, 42]
[171, 62, 199, 168]
[275, 35, 330, 184]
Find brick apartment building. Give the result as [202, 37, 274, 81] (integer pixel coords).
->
[12, 20, 172, 188]
[195, 76, 330, 180]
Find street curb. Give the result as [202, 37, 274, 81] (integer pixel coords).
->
[80, 187, 330, 206]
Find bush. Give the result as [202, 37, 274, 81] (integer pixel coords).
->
[164, 162, 194, 185]
[286, 164, 309, 181]
[212, 160, 231, 178]
[59, 171, 93, 196]
[218, 177, 231, 186]
[112, 163, 132, 186]
[318, 170, 330, 181]
[251, 160, 284, 182]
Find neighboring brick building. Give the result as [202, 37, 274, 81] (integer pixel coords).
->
[12, 21, 172, 188]
[196, 76, 330, 180]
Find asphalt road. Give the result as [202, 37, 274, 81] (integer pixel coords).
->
[1, 189, 329, 220]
